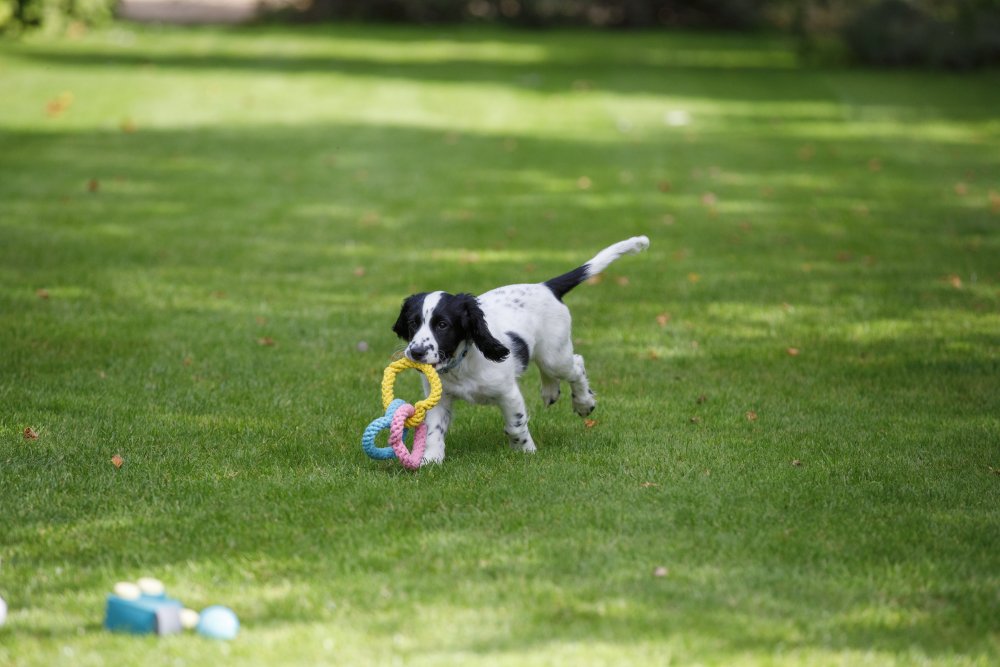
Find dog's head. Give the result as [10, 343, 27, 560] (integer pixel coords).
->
[392, 291, 509, 368]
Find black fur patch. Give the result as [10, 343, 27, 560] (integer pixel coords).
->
[543, 264, 590, 301]
[506, 332, 530, 371]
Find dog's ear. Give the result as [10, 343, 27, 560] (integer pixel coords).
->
[456, 293, 509, 363]
[393, 293, 427, 340]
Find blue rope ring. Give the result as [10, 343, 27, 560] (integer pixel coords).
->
[361, 399, 411, 460]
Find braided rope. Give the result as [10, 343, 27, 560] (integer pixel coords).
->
[361, 399, 408, 460]
[381, 358, 442, 428]
[388, 402, 426, 470]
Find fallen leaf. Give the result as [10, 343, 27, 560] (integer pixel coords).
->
[787, 347, 800, 356]
[954, 182, 969, 196]
[653, 566, 669, 577]
[746, 410, 758, 422]
[615, 276, 630, 286]
[87, 178, 100, 193]
[257, 337, 276, 346]
[111, 455, 124, 469]
[656, 312, 671, 327]
[696, 394, 707, 404]
[46, 91, 74, 117]
[577, 176, 592, 190]
[584, 419, 598, 428]
[791, 459, 803, 467]
[647, 349, 660, 360]
[946, 274, 963, 289]
[36, 288, 50, 300]
[586, 274, 604, 285]
[641, 482, 659, 488]
[24, 427, 39, 440]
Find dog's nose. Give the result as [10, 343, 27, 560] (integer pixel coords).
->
[408, 344, 428, 361]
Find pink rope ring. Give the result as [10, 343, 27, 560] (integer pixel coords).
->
[388, 402, 427, 470]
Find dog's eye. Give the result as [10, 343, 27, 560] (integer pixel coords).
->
[436, 320, 450, 331]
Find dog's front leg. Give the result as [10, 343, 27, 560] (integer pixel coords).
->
[420, 394, 452, 466]
[499, 388, 536, 453]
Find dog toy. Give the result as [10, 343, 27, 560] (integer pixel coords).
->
[361, 358, 442, 469]
[103, 577, 237, 639]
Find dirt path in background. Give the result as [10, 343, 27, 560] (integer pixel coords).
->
[117, 0, 261, 24]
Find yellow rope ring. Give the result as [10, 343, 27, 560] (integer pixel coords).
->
[381, 358, 442, 428]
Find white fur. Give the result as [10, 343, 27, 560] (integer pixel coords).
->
[416, 236, 649, 465]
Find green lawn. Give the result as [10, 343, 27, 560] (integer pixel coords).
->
[1, 23, 999, 666]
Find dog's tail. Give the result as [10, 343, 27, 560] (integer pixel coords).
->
[543, 236, 650, 301]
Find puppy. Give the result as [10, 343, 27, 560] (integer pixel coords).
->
[392, 236, 649, 465]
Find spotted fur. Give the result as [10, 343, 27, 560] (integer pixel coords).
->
[392, 236, 649, 464]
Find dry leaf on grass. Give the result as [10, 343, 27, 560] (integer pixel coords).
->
[746, 411, 758, 422]
[787, 347, 800, 356]
[584, 419, 598, 428]
[24, 427, 39, 440]
[656, 312, 671, 327]
[87, 178, 100, 193]
[946, 274, 963, 289]
[36, 288, 50, 300]
[641, 482, 659, 488]
[111, 455, 124, 469]
[257, 337, 276, 347]
[791, 459, 803, 467]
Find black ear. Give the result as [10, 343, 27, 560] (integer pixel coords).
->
[392, 293, 427, 340]
[456, 293, 509, 363]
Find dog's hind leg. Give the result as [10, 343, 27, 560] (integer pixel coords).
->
[568, 354, 596, 417]
[499, 388, 536, 453]
[536, 341, 596, 418]
[540, 370, 561, 407]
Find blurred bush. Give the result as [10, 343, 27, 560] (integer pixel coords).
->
[270, 0, 771, 29]
[0, 0, 117, 34]
[840, 0, 1000, 68]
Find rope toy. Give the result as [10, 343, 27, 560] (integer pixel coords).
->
[361, 358, 441, 469]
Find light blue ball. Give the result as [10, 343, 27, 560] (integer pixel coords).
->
[196, 605, 239, 640]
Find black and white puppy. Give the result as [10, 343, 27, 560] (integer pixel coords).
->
[392, 236, 650, 465]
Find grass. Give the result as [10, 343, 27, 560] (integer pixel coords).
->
[1, 22, 999, 667]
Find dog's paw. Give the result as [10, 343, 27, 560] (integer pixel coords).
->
[541, 382, 561, 407]
[573, 390, 596, 417]
[507, 433, 537, 453]
[420, 452, 445, 466]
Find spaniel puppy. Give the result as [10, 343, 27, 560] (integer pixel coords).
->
[392, 236, 649, 465]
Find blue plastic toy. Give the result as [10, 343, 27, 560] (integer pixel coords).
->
[104, 592, 183, 635]
[197, 605, 240, 640]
